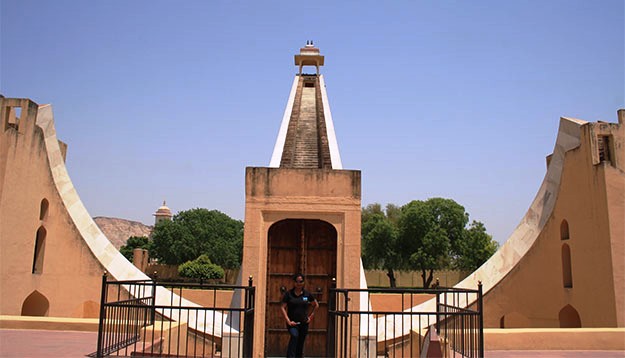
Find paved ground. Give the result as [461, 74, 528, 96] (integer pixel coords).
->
[1, 329, 624, 357]
[0, 329, 97, 358]
[485, 351, 625, 357]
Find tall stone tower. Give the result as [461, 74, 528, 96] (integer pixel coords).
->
[153, 200, 172, 225]
[241, 43, 362, 357]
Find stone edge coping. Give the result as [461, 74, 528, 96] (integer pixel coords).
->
[0, 315, 99, 332]
[483, 328, 625, 351]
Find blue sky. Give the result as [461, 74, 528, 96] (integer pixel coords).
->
[2, 1, 623, 244]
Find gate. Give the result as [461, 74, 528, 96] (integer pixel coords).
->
[328, 283, 483, 357]
[265, 219, 336, 357]
[93, 274, 255, 357]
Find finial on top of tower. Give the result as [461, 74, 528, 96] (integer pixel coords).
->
[153, 200, 173, 224]
[295, 41, 324, 75]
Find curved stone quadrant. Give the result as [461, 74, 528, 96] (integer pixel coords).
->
[0, 98, 231, 339]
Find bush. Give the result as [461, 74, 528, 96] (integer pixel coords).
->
[178, 255, 225, 281]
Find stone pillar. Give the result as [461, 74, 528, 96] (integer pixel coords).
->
[133, 248, 148, 272]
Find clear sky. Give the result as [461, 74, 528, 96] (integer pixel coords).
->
[2, 1, 623, 244]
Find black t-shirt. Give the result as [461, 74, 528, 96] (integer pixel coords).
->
[282, 288, 316, 324]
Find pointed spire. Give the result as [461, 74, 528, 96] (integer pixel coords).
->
[270, 44, 342, 169]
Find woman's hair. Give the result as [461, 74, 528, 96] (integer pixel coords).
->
[292, 273, 304, 281]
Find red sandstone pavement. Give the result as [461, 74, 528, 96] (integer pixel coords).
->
[0, 329, 97, 358]
[485, 351, 624, 357]
[1, 329, 624, 357]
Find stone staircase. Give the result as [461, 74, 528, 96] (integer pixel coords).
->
[279, 75, 332, 169]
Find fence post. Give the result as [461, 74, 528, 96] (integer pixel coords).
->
[327, 278, 336, 357]
[478, 281, 484, 357]
[435, 289, 440, 335]
[245, 275, 252, 310]
[243, 275, 254, 358]
[342, 290, 349, 358]
[251, 280, 255, 357]
[151, 271, 158, 325]
[96, 271, 108, 358]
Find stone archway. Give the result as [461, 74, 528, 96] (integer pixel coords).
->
[500, 311, 530, 328]
[73, 300, 99, 318]
[264, 219, 337, 357]
[21, 290, 50, 316]
[559, 304, 581, 328]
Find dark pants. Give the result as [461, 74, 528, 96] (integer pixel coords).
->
[286, 323, 309, 357]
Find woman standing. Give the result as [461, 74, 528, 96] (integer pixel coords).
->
[280, 273, 319, 358]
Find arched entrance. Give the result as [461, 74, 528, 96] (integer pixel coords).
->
[265, 219, 337, 357]
[559, 304, 581, 328]
[21, 290, 49, 316]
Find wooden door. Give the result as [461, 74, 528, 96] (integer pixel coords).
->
[265, 219, 337, 357]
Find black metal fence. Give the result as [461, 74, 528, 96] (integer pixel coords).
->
[329, 283, 483, 357]
[94, 274, 255, 358]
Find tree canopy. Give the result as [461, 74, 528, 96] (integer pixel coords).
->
[362, 198, 498, 287]
[149, 208, 243, 268]
[361, 204, 400, 287]
[120, 236, 149, 261]
[454, 220, 499, 271]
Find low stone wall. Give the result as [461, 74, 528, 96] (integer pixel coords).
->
[369, 293, 434, 312]
[143, 264, 240, 284]
[140, 266, 465, 288]
[484, 328, 625, 350]
[179, 289, 235, 308]
[364, 269, 470, 288]
[0, 315, 99, 331]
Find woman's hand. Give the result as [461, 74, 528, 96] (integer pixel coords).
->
[287, 320, 298, 327]
[307, 299, 319, 323]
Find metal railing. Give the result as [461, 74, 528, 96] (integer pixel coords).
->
[329, 283, 483, 357]
[94, 274, 255, 357]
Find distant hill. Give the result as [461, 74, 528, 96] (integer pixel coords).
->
[93, 216, 153, 249]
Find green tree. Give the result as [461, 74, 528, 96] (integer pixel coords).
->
[399, 198, 497, 287]
[361, 204, 400, 287]
[422, 197, 469, 258]
[454, 221, 499, 271]
[361, 203, 383, 223]
[363, 198, 499, 288]
[385, 203, 401, 226]
[398, 200, 453, 288]
[149, 208, 243, 267]
[178, 254, 225, 281]
[120, 236, 149, 261]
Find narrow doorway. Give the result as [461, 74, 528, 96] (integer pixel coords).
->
[265, 219, 337, 357]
